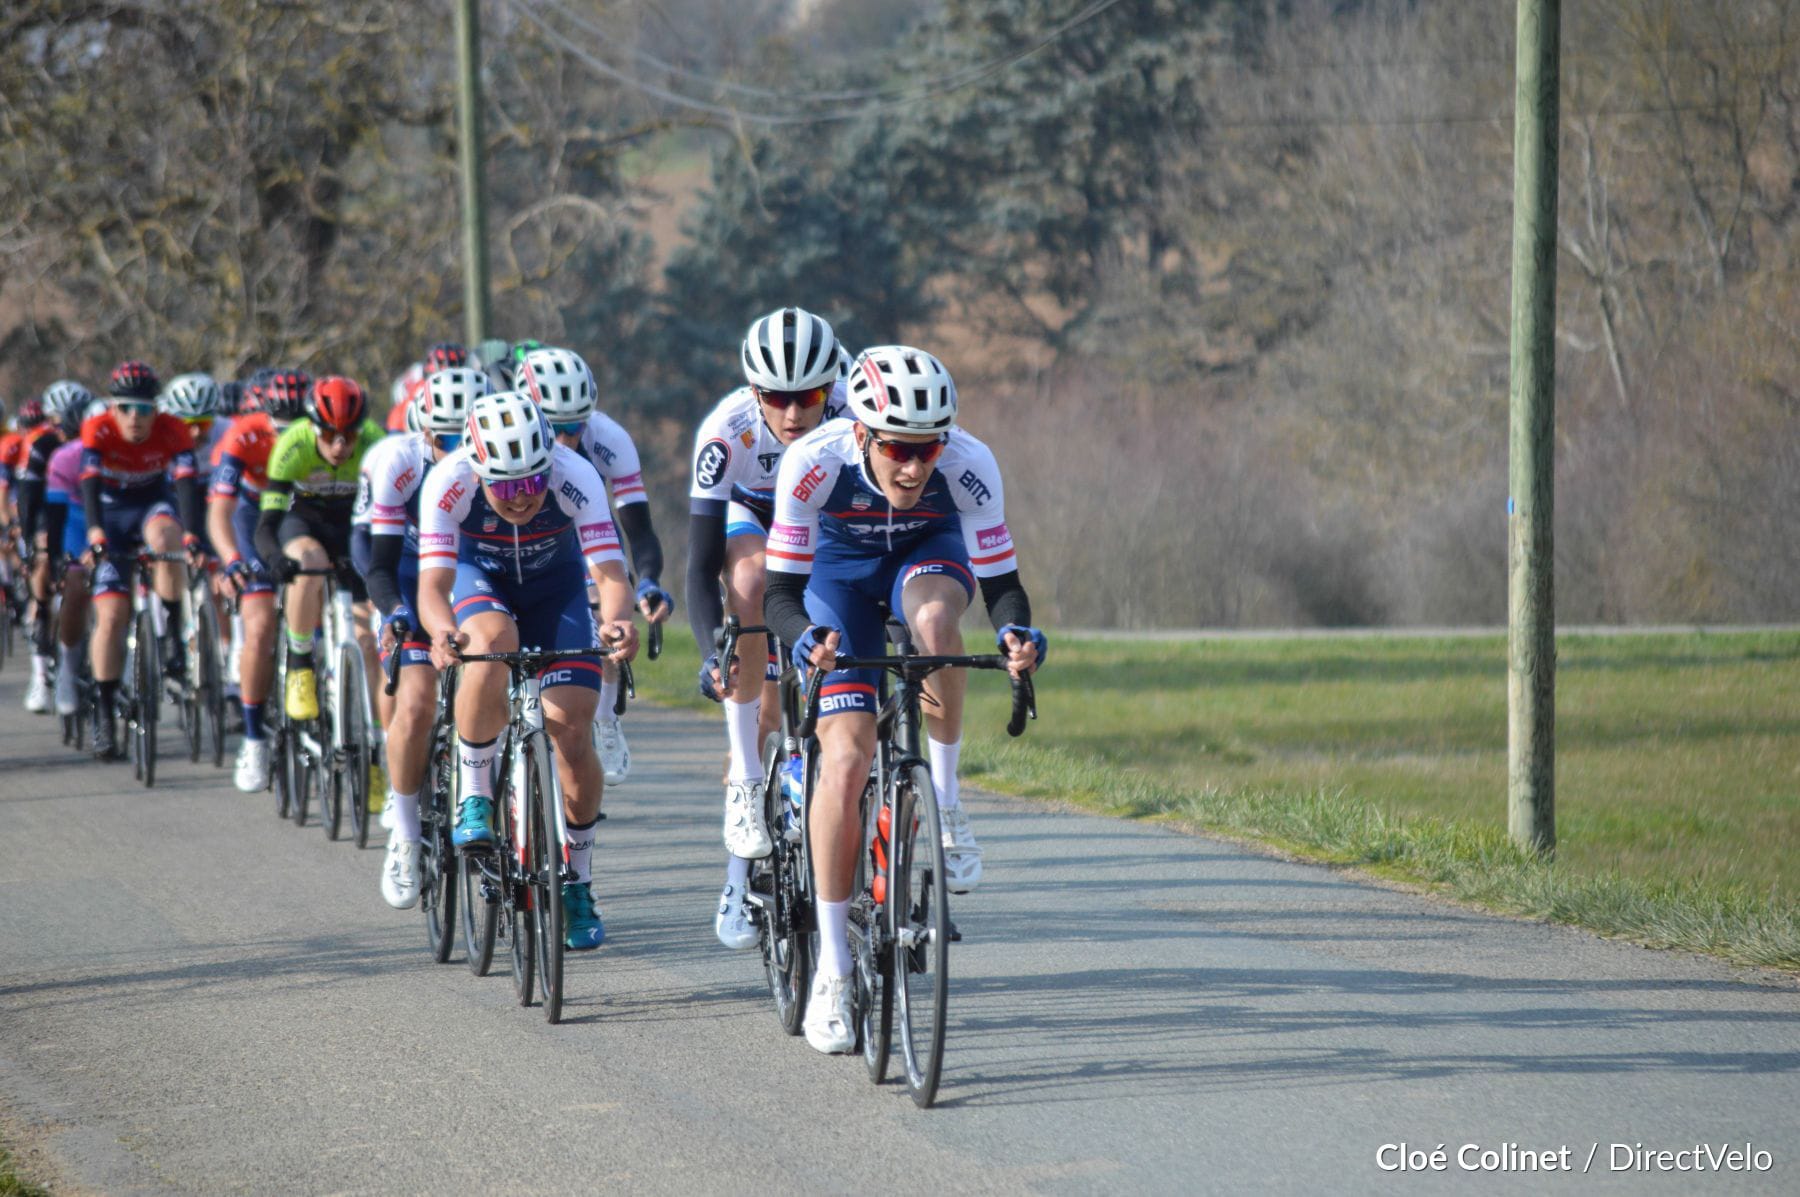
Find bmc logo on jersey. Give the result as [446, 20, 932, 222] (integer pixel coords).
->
[560, 480, 588, 509]
[958, 470, 991, 506]
[394, 467, 417, 491]
[696, 439, 729, 489]
[793, 464, 829, 502]
[977, 524, 1011, 551]
[592, 444, 616, 466]
[438, 481, 466, 512]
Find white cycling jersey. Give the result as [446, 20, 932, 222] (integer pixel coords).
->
[767, 419, 1017, 579]
[688, 381, 847, 526]
[569, 411, 648, 508]
[353, 432, 430, 551]
[419, 443, 623, 582]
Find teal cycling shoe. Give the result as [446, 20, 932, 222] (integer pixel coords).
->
[453, 794, 496, 851]
[563, 882, 606, 951]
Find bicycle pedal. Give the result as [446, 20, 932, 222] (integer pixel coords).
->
[947, 920, 962, 943]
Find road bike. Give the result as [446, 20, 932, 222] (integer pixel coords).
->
[383, 619, 458, 964]
[173, 562, 229, 769]
[277, 563, 379, 845]
[781, 613, 1034, 1108]
[94, 547, 191, 786]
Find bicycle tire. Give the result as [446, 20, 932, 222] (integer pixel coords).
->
[857, 775, 893, 1085]
[461, 853, 499, 977]
[181, 602, 202, 764]
[196, 596, 226, 768]
[530, 733, 565, 1024]
[320, 669, 343, 840]
[893, 764, 950, 1108]
[340, 644, 372, 849]
[136, 606, 159, 789]
[757, 732, 811, 1037]
[498, 745, 536, 1007]
[292, 723, 315, 826]
[271, 645, 292, 817]
[421, 725, 458, 962]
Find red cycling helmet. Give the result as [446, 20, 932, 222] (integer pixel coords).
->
[16, 398, 46, 428]
[261, 369, 313, 422]
[424, 342, 468, 374]
[306, 375, 368, 432]
[109, 360, 160, 400]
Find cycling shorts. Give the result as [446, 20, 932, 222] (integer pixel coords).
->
[449, 559, 601, 692]
[277, 506, 368, 603]
[800, 525, 975, 717]
[92, 489, 178, 599]
[725, 498, 767, 540]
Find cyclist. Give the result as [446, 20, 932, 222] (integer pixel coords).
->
[514, 345, 671, 785]
[686, 306, 846, 949]
[763, 345, 1046, 1053]
[14, 390, 85, 711]
[80, 361, 206, 760]
[353, 364, 491, 908]
[253, 376, 383, 723]
[471, 338, 513, 388]
[417, 390, 639, 951]
[210, 369, 305, 790]
[39, 400, 105, 718]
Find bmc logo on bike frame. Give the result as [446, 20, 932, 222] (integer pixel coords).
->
[793, 464, 829, 502]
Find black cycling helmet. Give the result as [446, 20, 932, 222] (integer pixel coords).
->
[219, 380, 246, 415]
[109, 359, 160, 400]
[261, 368, 313, 422]
[424, 342, 468, 374]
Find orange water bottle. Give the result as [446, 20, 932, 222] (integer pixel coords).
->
[870, 804, 891, 905]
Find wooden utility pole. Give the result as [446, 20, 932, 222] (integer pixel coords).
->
[455, 0, 491, 346]
[1507, 0, 1560, 854]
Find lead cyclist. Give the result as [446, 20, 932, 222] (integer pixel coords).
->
[763, 345, 1046, 1054]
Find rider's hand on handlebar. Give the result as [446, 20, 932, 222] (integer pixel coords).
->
[634, 578, 673, 624]
[599, 619, 640, 663]
[794, 625, 841, 674]
[182, 532, 207, 570]
[700, 650, 741, 702]
[429, 629, 467, 672]
[998, 625, 1045, 679]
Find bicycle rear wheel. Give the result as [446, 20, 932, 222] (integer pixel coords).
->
[320, 677, 344, 841]
[197, 596, 226, 768]
[421, 724, 458, 962]
[134, 606, 160, 788]
[339, 645, 372, 849]
[757, 733, 811, 1037]
[893, 764, 950, 1108]
[529, 734, 565, 1024]
[856, 777, 893, 1085]
[461, 853, 499, 977]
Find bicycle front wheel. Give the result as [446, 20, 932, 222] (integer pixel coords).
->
[421, 724, 458, 962]
[529, 733, 565, 1024]
[339, 645, 373, 849]
[196, 595, 226, 768]
[893, 764, 950, 1108]
[461, 854, 499, 977]
[757, 732, 811, 1037]
[134, 606, 160, 788]
[856, 777, 893, 1086]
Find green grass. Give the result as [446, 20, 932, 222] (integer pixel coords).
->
[633, 626, 1800, 969]
[0, 1147, 49, 1197]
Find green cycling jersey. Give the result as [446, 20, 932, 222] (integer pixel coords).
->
[260, 418, 385, 514]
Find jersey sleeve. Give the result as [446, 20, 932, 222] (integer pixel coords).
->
[417, 456, 473, 572]
[260, 424, 304, 511]
[688, 406, 738, 504]
[360, 440, 414, 537]
[554, 451, 624, 569]
[591, 415, 647, 507]
[767, 440, 834, 577]
[949, 436, 1017, 578]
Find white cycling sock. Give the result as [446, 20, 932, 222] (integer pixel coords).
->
[598, 678, 619, 722]
[388, 787, 422, 843]
[725, 695, 761, 783]
[566, 817, 598, 884]
[32, 654, 51, 681]
[458, 736, 498, 799]
[816, 898, 851, 979]
[929, 737, 962, 810]
[59, 642, 78, 677]
[724, 852, 750, 894]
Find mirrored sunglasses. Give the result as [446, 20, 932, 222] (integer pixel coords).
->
[755, 384, 830, 410]
[869, 432, 947, 464]
[486, 471, 550, 502]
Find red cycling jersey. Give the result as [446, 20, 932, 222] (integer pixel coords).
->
[0, 432, 22, 482]
[209, 411, 278, 497]
[79, 411, 197, 491]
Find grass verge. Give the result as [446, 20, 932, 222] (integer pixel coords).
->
[0, 1147, 49, 1197]
[632, 626, 1800, 971]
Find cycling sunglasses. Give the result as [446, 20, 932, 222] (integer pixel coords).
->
[868, 431, 947, 465]
[754, 384, 830, 410]
[316, 424, 358, 446]
[433, 432, 463, 452]
[486, 470, 550, 502]
[551, 421, 585, 438]
[112, 400, 155, 417]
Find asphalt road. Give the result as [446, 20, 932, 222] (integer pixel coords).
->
[0, 663, 1796, 1195]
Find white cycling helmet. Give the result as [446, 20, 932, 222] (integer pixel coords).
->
[741, 307, 840, 392]
[424, 366, 492, 435]
[82, 399, 110, 424]
[159, 372, 221, 419]
[466, 390, 555, 481]
[514, 347, 594, 423]
[42, 380, 95, 426]
[846, 345, 958, 434]
[403, 395, 424, 434]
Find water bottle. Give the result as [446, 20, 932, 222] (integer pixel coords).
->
[778, 753, 804, 842]
[870, 803, 892, 906]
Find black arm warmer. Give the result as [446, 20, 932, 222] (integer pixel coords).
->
[615, 502, 663, 590]
[764, 569, 814, 652]
[685, 507, 728, 653]
[252, 502, 285, 569]
[15, 477, 44, 545]
[174, 473, 200, 536]
[979, 569, 1032, 632]
[80, 475, 102, 534]
[365, 534, 407, 616]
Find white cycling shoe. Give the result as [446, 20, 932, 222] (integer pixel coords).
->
[940, 802, 983, 894]
[714, 883, 758, 949]
[54, 666, 79, 717]
[235, 738, 272, 793]
[723, 780, 773, 859]
[381, 839, 422, 910]
[803, 973, 855, 1054]
[595, 717, 631, 786]
[24, 668, 52, 714]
